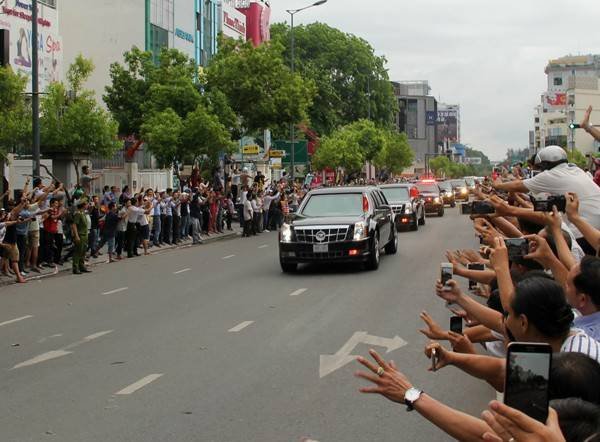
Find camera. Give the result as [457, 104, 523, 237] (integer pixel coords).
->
[532, 195, 566, 212]
[505, 238, 529, 260]
[472, 200, 495, 215]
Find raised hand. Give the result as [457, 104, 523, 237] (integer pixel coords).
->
[419, 311, 449, 340]
[355, 349, 414, 404]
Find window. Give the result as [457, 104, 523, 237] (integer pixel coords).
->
[553, 77, 563, 86]
[534, 117, 540, 123]
[150, 25, 169, 63]
[150, 0, 174, 32]
[381, 187, 410, 202]
[300, 194, 363, 217]
[406, 99, 419, 139]
[40, 0, 56, 7]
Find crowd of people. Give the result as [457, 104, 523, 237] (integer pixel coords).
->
[354, 139, 600, 441]
[0, 164, 308, 283]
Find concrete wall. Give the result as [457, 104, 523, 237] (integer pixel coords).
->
[58, 0, 145, 102]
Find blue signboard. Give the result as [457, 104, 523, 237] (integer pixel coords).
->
[426, 111, 436, 126]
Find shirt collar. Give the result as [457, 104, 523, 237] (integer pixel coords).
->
[574, 310, 600, 327]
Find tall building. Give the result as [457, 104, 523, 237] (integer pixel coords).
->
[391, 81, 438, 165]
[58, 0, 219, 101]
[533, 54, 600, 154]
[0, 0, 62, 92]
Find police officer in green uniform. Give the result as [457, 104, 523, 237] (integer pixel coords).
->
[71, 201, 91, 274]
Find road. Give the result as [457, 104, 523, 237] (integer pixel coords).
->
[0, 208, 493, 442]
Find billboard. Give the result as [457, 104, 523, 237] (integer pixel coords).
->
[173, 0, 196, 60]
[0, 0, 62, 93]
[436, 108, 459, 144]
[544, 92, 566, 110]
[222, 1, 246, 40]
[237, 1, 270, 46]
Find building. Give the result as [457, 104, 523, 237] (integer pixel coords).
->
[220, 0, 247, 41]
[0, 0, 62, 92]
[236, 0, 271, 47]
[533, 54, 600, 155]
[391, 81, 438, 166]
[58, 0, 219, 101]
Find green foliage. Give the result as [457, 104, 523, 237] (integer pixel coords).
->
[429, 156, 451, 176]
[568, 148, 587, 169]
[465, 147, 492, 176]
[271, 22, 397, 136]
[374, 131, 414, 175]
[41, 58, 120, 157]
[345, 119, 387, 162]
[206, 37, 315, 134]
[106, 47, 234, 168]
[0, 66, 31, 158]
[312, 129, 365, 174]
[503, 147, 530, 165]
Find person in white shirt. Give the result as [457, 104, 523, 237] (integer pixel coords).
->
[493, 145, 600, 255]
[243, 191, 254, 237]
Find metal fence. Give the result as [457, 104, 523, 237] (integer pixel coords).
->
[91, 149, 153, 170]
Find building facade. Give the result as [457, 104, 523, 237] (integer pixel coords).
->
[391, 81, 438, 165]
[0, 0, 62, 92]
[220, 0, 247, 41]
[533, 54, 600, 155]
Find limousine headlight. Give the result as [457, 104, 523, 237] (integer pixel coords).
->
[353, 221, 368, 241]
[281, 223, 293, 243]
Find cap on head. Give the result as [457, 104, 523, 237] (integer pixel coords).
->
[535, 146, 568, 165]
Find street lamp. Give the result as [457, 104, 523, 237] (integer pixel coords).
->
[32, 0, 41, 179]
[286, 0, 328, 181]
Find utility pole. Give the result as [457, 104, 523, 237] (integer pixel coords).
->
[32, 0, 41, 179]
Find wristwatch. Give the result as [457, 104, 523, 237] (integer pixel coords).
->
[404, 387, 423, 412]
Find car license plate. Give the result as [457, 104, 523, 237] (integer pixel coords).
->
[313, 244, 328, 253]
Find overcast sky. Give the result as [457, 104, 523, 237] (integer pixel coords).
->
[270, 0, 600, 160]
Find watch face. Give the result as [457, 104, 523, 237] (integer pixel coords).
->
[405, 388, 421, 403]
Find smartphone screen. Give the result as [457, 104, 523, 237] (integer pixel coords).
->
[450, 316, 463, 334]
[441, 263, 453, 287]
[505, 238, 529, 260]
[504, 343, 552, 423]
[431, 348, 438, 372]
[467, 263, 485, 290]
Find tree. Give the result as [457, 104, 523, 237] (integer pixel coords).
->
[465, 147, 492, 176]
[181, 104, 236, 164]
[346, 119, 387, 162]
[374, 131, 414, 175]
[568, 148, 587, 169]
[0, 66, 31, 159]
[41, 55, 120, 159]
[206, 37, 315, 135]
[312, 127, 365, 174]
[271, 22, 397, 137]
[429, 156, 451, 177]
[140, 109, 183, 169]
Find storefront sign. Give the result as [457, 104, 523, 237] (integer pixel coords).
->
[242, 144, 260, 155]
[269, 150, 285, 158]
[175, 28, 194, 43]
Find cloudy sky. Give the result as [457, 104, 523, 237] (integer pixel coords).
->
[270, 0, 600, 160]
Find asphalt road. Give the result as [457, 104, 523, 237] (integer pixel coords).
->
[1, 208, 493, 442]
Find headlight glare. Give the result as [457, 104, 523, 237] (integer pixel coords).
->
[281, 223, 293, 242]
[353, 221, 367, 241]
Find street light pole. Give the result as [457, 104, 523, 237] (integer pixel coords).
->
[32, 0, 40, 179]
[286, 0, 327, 183]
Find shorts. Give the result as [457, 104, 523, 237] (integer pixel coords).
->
[2, 244, 19, 262]
[106, 237, 116, 254]
[28, 230, 40, 248]
[139, 225, 150, 241]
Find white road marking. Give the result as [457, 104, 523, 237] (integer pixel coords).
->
[115, 374, 164, 395]
[173, 268, 191, 275]
[0, 315, 34, 328]
[37, 334, 63, 344]
[102, 287, 128, 295]
[228, 321, 254, 333]
[11, 330, 114, 370]
[289, 288, 308, 297]
[12, 350, 73, 369]
[258, 244, 269, 249]
[319, 331, 407, 378]
[222, 254, 236, 260]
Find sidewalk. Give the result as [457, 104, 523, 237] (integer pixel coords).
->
[0, 228, 242, 288]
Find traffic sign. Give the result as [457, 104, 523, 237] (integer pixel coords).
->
[269, 150, 285, 158]
[242, 144, 260, 155]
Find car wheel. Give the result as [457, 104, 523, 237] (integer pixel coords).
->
[438, 208, 445, 217]
[365, 235, 380, 270]
[280, 260, 297, 273]
[385, 227, 398, 255]
[410, 214, 419, 231]
[450, 201, 456, 208]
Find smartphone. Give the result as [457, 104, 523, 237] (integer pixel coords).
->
[467, 263, 485, 290]
[471, 200, 495, 215]
[460, 203, 472, 215]
[441, 263, 453, 288]
[504, 342, 552, 423]
[431, 348, 438, 372]
[505, 238, 529, 260]
[450, 316, 463, 334]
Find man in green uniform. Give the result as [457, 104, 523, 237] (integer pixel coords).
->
[71, 201, 91, 274]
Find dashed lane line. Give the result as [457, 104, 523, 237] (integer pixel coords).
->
[173, 268, 191, 275]
[115, 374, 164, 395]
[222, 254, 236, 260]
[289, 288, 308, 297]
[228, 321, 254, 333]
[0, 315, 34, 328]
[102, 287, 128, 295]
[258, 244, 269, 249]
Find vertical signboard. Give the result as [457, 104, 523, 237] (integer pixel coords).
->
[436, 106, 459, 145]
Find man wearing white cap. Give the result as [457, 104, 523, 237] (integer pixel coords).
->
[493, 145, 600, 254]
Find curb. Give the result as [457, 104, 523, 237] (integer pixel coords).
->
[0, 230, 241, 288]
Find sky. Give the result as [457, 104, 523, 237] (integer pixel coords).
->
[270, 0, 600, 161]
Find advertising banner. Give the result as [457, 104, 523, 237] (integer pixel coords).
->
[0, 0, 62, 93]
[222, 1, 246, 40]
[544, 92, 566, 109]
[436, 109, 459, 144]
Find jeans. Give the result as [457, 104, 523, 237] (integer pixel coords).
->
[16, 234, 27, 272]
[263, 211, 269, 230]
[180, 214, 190, 238]
[163, 215, 173, 244]
[152, 215, 161, 246]
[191, 217, 202, 244]
[88, 228, 99, 253]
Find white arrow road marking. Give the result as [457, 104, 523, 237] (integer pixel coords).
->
[222, 254, 236, 260]
[319, 331, 407, 378]
[11, 330, 114, 370]
[0, 315, 34, 328]
[115, 374, 163, 395]
[173, 268, 191, 275]
[228, 321, 254, 333]
[289, 288, 308, 297]
[102, 287, 128, 295]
